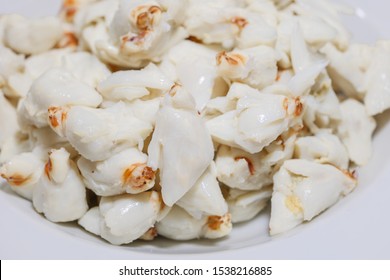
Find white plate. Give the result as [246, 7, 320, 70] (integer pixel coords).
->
[1, 0, 390, 259]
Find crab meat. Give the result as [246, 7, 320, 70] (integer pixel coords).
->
[184, 0, 276, 49]
[206, 83, 303, 153]
[302, 72, 341, 132]
[7, 48, 72, 98]
[18, 67, 102, 128]
[78, 148, 155, 196]
[60, 51, 111, 88]
[215, 129, 296, 191]
[0, 91, 19, 146]
[3, 14, 63, 55]
[0, 46, 24, 97]
[0, 148, 46, 200]
[295, 130, 349, 169]
[216, 45, 278, 90]
[320, 43, 373, 99]
[147, 85, 214, 206]
[49, 102, 152, 161]
[226, 187, 272, 223]
[337, 99, 376, 166]
[79, 191, 162, 245]
[32, 148, 88, 222]
[269, 159, 357, 235]
[176, 162, 228, 219]
[364, 41, 390, 115]
[97, 63, 173, 102]
[156, 205, 232, 240]
[159, 40, 219, 111]
[88, 0, 188, 68]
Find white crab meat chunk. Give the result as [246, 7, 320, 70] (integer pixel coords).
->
[27, 127, 69, 153]
[32, 148, 88, 222]
[0, 148, 46, 200]
[216, 145, 272, 191]
[3, 14, 63, 55]
[275, 13, 343, 69]
[216, 130, 297, 191]
[0, 132, 31, 164]
[206, 83, 303, 154]
[184, 0, 276, 49]
[159, 40, 219, 111]
[156, 205, 232, 240]
[78, 148, 156, 196]
[121, 98, 161, 125]
[79, 191, 162, 245]
[18, 67, 102, 128]
[92, 0, 188, 68]
[290, 0, 352, 51]
[226, 187, 272, 223]
[7, 48, 72, 98]
[0, 46, 24, 96]
[97, 63, 173, 102]
[321, 43, 373, 99]
[303, 72, 341, 132]
[215, 131, 296, 190]
[364, 41, 390, 116]
[176, 162, 228, 219]
[0, 91, 19, 146]
[269, 159, 357, 235]
[147, 86, 214, 206]
[61, 52, 111, 88]
[216, 46, 278, 90]
[295, 130, 349, 170]
[287, 24, 330, 97]
[48, 103, 152, 161]
[245, 0, 279, 27]
[8, 49, 109, 99]
[337, 99, 376, 166]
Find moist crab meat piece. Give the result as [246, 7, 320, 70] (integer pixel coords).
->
[0, 90, 18, 146]
[216, 45, 278, 90]
[176, 162, 228, 219]
[18, 67, 102, 128]
[215, 129, 296, 191]
[147, 85, 214, 206]
[3, 14, 63, 55]
[159, 40, 219, 112]
[269, 159, 357, 235]
[7, 48, 72, 99]
[294, 130, 349, 169]
[79, 191, 162, 245]
[206, 83, 303, 154]
[184, 0, 276, 49]
[320, 43, 373, 99]
[0, 45, 24, 97]
[226, 187, 272, 223]
[155, 205, 232, 240]
[364, 41, 390, 115]
[78, 148, 155, 196]
[61, 52, 111, 88]
[302, 72, 342, 132]
[97, 63, 173, 102]
[0, 148, 46, 200]
[337, 99, 376, 166]
[48, 103, 152, 161]
[32, 148, 88, 222]
[88, 0, 188, 68]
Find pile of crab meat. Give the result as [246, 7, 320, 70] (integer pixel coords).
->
[0, 0, 389, 245]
